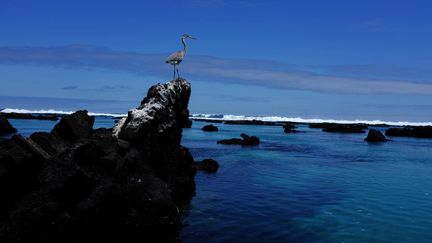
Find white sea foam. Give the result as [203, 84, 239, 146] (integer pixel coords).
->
[0, 108, 127, 118]
[1, 108, 431, 126]
[190, 114, 432, 127]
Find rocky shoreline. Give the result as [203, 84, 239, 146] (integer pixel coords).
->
[192, 119, 432, 139]
[0, 79, 196, 242]
[0, 117, 17, 135]
[190, 118, 390, 128]
[0, 112, 59, 121]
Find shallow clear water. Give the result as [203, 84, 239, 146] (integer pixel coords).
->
[181, 121, 432, 242]
[4, 118, 432, 242]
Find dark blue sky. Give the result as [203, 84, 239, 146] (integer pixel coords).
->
[1, 0, 431, 121]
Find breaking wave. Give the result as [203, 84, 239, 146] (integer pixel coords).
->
[0, 108, 126, 118]
[1, 108, 431, 126]
[190, 114, 432, 127]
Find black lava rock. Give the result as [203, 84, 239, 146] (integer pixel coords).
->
[0, 117, 17, 135]
[309, 123, 368, 132]
[0, 112, 58, 121]
[51, 110, 95, 143]
[29, 132, 68, 156]
[283, 123, 298, 133]
[365, 129, 388, 142]
[385, 126, 432, 138]
[240, 133, 260, 145]
[217, 138, 243, 145]
[195, 159, 219, 173]
[217, 133, 260, 146]
[184, 119, 192, 128]
[0, 79, 196, 242]
[320, 123, 367, 133]
[202, 124, 218, 132]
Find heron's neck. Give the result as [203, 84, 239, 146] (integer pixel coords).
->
[182, 37, 187, 53]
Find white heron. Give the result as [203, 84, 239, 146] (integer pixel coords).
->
[165, 34, 196, 80]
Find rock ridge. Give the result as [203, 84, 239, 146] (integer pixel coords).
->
[0, 79, 195, 242]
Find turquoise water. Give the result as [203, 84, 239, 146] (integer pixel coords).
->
[4, 118, 432, 242]
[181, 121, 432, 242]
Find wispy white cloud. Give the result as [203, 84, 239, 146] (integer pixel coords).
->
[0, 44, 431, 95]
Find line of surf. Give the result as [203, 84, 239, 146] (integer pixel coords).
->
[190, 114, 432, 127]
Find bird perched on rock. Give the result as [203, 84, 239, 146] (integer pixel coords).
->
[166, 34, 196, 80]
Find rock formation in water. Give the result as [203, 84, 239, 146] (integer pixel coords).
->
[202, 124, 219, 132]
[309, 123, 367, 133]
[283, 123, 298, 133]
[364, 129, 388, 142]
[0, 79, 195, 242]
[385, 126, 432, 138]
[217, 133, 260, 146]
[195, 158, 219, 173]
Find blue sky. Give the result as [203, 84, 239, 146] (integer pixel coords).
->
[0, 0, 431, 121]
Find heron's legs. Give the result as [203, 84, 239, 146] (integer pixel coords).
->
[176, 68, 180, 79]
[173, 64, 176, 80]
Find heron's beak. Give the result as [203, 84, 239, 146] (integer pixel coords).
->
[189, 36, 197, 40]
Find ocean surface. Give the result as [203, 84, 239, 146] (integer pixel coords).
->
[4, 117, 432, 242]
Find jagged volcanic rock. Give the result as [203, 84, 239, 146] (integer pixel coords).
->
[184, 119, 193, 128]
[365, 129, 388, 142]
[0, 117, 17, 135]
[51, 110, 95, 143]
[0, 79, 195, 242]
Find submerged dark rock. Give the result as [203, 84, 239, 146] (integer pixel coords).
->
[365, 129, 388, 142]
[0, 117, 17, 135]
[217, 138, 243, 145]
[0, 79, 196, 242]
[217, 133, 260, 146]
[202, 124, 218, 132]
[385, 126, 432, 138]
[195, 159, 219, 173]
[283, 123, 298, 133]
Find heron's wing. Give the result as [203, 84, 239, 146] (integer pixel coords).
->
[165, 51, 185, 64]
